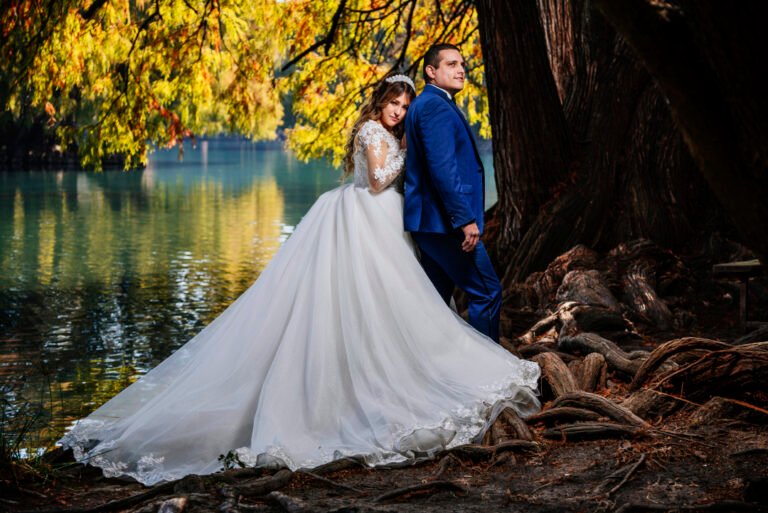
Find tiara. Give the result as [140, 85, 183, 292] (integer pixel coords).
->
[385, 74, 416, 91]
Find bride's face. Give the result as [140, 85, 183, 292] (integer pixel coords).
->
[379, 93, 411, 131]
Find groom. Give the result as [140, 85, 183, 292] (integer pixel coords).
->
[404, 43, 503, 343]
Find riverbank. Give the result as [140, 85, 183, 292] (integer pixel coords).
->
[2, 241, 766, 512]
[3, 398, 766, 512]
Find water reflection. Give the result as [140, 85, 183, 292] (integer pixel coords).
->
[0, 141, 340, 449]
[0, 139, 495, 451]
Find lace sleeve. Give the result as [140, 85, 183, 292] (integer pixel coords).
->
[357, 121, 404, 192]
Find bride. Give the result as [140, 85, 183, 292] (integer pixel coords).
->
[60, 75, 540, 486]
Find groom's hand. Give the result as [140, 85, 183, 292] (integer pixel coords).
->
[461, 222, 480, 252]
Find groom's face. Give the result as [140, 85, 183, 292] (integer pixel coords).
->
[426, 49, 465, 96]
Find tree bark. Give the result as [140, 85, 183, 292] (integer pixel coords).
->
[592, 0, 768, 266]
[476, 0, 571, 262]
[477, 0, 733, 282]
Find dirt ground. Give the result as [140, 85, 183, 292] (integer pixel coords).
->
[3, 412, 767, 513]
[3, 245, 767, 513]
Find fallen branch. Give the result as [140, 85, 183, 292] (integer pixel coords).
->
[518, 309, 562, 345]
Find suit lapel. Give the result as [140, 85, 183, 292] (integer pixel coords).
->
[423, 86, 483, 170]
[447, 100, 483, 169]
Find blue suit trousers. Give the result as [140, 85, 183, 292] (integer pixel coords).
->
[411, 232, 502, 343]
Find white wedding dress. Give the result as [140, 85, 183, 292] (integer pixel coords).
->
[60, 120, 540, 486]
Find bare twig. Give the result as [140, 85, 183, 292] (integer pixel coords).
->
[391, 0, 416, 71]
[607, 454, 646, 496]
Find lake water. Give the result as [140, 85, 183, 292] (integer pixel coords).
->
[0, 138, 495, 452]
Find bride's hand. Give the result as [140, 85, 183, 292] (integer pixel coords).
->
[400, 135, 407, 149]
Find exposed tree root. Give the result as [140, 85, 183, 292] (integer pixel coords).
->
[648, 345, 768, 404]
[448, 440, 540, 461]
[296, 469, 364, 494]
[267, 491, 309, 513]
[603, 453, 645, 496]
[531, 352, 579, 398]
[579, 352, 607, 392]
[526, 406, 602, 426]
[630, 337, 732, 391]
[552, 392, 648, 427]
[371, 481, 467, 503]
[614, 500, 757, 512]
[558, 332, 643, 376]
[542, 422, 644, 441]
[235, 468, 294, 497]
[16, 480, 177, 513]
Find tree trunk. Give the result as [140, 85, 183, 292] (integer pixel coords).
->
[592, 0, 768, 267]
[477, 0, 734, 283]
[476, 0, 570, 260]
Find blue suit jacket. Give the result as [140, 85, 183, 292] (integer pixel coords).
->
[404, 85, 485, 234]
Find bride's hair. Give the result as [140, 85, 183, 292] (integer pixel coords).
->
[342, 77, 416, 179]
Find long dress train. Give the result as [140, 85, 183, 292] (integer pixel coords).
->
[59, 120, 540, 486]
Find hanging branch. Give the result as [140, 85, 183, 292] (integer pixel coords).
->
[282, 0, 348, 72]
[402, 0, 473, 77]
[391, 0, 417, 71]
[347, 0, 400, 14]
[435, 0, 447, 25]
[80, 0, 110, 20]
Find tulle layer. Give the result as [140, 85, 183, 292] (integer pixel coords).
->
[60, 185, 540, 486]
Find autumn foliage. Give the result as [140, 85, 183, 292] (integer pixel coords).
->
[1, 0, 484, 169]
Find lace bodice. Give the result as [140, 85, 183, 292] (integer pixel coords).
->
[353, 120, 405, 190]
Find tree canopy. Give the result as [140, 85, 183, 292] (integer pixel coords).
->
[2, 0, 486, 169]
